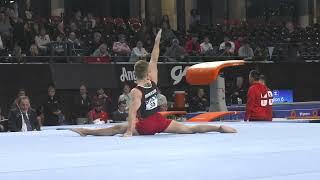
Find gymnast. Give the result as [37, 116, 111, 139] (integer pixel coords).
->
[71, 29, 237, 137]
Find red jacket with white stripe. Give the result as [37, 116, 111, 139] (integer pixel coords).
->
[245, 82, 273, 121]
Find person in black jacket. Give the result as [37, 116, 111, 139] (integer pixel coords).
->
[111, 101, 128, 123]
[8, 96, 40, 132]
[43, 86, 65, 126]
[73, 84, 92, 124]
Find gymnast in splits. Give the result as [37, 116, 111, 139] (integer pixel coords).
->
[71, 30, 237, 137]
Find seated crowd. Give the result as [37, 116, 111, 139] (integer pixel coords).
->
[0, 2, 320, 63]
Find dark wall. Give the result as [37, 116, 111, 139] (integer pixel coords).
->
[197, 0, 227, 25]
[110, 0, 130, 18]
[64, 0, 129, 17]
[176, 0, 186, 32]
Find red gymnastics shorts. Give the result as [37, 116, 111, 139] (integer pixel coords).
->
[135, 112, 172, 135]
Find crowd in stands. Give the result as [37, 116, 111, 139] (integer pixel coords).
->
[0, 2, 320, 63]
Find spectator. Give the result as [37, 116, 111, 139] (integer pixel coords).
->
[254, 46, 267, 57]
[67, 32, 81, 47]
[11, 17, 25, 50]
[238, 40, 254, 59]
[285, 22, 297, 41]
[219, 42, 234, 56]
[88, 32, 103, 54]
[43, 86, 65, 126]
[8, 96, 40, 132]
[88, 101, 109, 124]
[29, 44, 39, 56]
[11, 88, 26, 110]
[68, 22, 80, 35]
[189, 9, 200, 31]
[137, 25, 154, 53]
[112, 34, 131, 56]
[0, 11, 12, 36]
[111, 100, 128, 123]
[54, 22, 66, 40]
[219, 37, 235, 54]
[93, 88, 112, 113]
[189, 88, 209, 112]
[129, 41, 149, 62]
[51, 35, 67, 56]
[234, 37, 243, 54]
[161, 22, 176, 47]
[92, 43, 109, 57]
[157, 88, 168, 112]
[284, 22, 299, 60]
[200, 36, 214, 55]
[67, 32, 82, 55]
[23, 21, 36, 52]
[35, 28, 50, 54]
[118, 83, 131, 111]
[73, 85, 92, 125]
[164, 39, 187, 62]
[83, 13, 96, 29]
[24, 0, 33, 20]
[185, 35, 201, 55]
[161, 15, 170, 27]
[73, 10, 83, 27]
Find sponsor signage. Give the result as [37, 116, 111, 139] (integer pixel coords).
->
[272, 89, 294, 104]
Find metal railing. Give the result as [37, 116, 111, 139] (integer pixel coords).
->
[0, 55, 320, 64]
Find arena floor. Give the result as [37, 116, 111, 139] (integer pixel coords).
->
[1, 122, 320, 180]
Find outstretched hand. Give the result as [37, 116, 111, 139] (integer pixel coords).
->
[122, 131, 133, 137]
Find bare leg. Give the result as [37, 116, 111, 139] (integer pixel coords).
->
[71, 124, 138, 136]
[164, 121, 237, 134]
[191, 125, 237, 133]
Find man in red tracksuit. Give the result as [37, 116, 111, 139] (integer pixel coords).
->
[245, 71, 273, 121]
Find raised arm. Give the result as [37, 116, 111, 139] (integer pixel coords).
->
[123, 88, 142, 137]
[148, 29, 162, 84]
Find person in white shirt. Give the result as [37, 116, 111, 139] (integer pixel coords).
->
[219, 37, 235, 54]
[118, 84, 131, 111]
[200, 36, 213, 55]
[129, 41, 149, 62]
[238, 40, 254, 59]
[35, 28, 50, 53]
